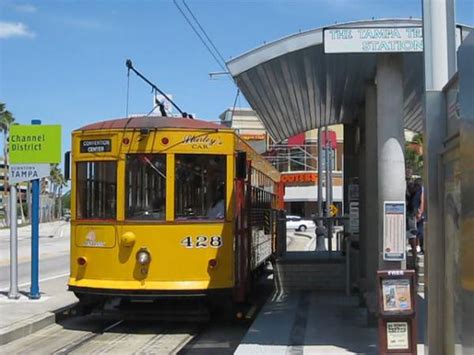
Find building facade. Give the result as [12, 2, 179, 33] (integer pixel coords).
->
[219, 108, 344, 218]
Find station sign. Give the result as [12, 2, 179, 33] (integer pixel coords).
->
[324, 27, 423, 53]
[9, 164, 50, 183]
[349, 201, 359, 235]
[324, 25, 464, 54]
[9, 125, 61, 164]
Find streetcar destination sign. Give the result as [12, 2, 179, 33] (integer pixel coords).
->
[9, 125, 62, 164]
[323, 27, 423, 53]
[80, 139, 112, 153]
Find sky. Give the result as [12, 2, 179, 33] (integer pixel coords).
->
[1, 0, 473, 156]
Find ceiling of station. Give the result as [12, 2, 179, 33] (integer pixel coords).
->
[227, 19, 471, 141]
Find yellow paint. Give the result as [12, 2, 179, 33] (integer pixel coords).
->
[166, 154, 175, 222]
[120, 231, 136, 247]
[69, 126, 280, 293]
[69, 222, 234, 289]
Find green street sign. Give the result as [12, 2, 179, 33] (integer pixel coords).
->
[9, 125, 62, 164]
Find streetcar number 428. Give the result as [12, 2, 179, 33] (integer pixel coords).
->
[181, 236, 223, 248]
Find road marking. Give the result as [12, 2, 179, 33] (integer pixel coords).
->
[0, 272, 70, 292]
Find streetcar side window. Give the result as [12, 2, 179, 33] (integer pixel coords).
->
[125, 154, 167, 220]
[76, 161, 117, 220]
[175, 154, 226, 220]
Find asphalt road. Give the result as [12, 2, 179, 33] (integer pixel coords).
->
[0, 221, 70, 290]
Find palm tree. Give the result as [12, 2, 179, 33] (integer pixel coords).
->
[0, 102, 15, 226]
[50, 164, 67, 219]
[405, 132, 424, 177]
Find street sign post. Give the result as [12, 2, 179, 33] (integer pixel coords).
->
[7, 121, 61, 300]
[8, 185, 20, 300]
[9, 124, 61, 164]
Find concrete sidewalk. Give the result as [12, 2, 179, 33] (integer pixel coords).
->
[235, 291, 378, 354]
[236, 290, 427, 354]
[0, 275, 77, 345]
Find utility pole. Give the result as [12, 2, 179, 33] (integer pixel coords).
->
[316, 128, 326, 251]
[8, 184, 19, 299]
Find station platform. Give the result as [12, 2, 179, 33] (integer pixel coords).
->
[0, 275, 77, 346]
[236, 290, 378, 354]
[236, 290, 426, 354]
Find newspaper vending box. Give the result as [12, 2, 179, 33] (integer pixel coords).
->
[377, 270, 417, 354]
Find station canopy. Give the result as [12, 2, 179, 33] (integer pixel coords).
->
[226, 19, 472, 142]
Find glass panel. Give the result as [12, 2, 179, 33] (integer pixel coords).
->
[126, 154, 166, 220]
[175, 154, 226, 220]
[76, 161, 117, 219]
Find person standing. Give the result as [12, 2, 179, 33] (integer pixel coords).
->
[406, 179, 418, 263]
[414, 178, 425, 254]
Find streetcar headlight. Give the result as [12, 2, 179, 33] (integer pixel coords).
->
[136, 248, 151, 265]
[77, 256, 87, 266]
[121, 232, 136, 247]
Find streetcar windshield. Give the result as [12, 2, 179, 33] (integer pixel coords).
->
[76, 161, 117, 220]
[175, 154, 226, 220]
[126, 154, 167, 220]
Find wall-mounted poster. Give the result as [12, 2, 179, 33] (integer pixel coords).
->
[382, 279, 412, 312]
[383, 201, 406, 261]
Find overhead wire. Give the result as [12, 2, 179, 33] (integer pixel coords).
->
[181, 0, 227, 65]
[173, 0, 227, 73]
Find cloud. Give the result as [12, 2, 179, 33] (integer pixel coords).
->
[14, 4, 37, 13]
[0, 21, 36, 39]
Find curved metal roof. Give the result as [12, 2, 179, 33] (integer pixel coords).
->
[76, 116, 225, 132]
[227, 19, 471, 141]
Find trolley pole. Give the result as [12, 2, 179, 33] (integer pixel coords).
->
[29, 119, 41, 299]
[8, 184, 20, 299]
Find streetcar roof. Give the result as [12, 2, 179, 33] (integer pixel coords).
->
[75, 116, 228, 132]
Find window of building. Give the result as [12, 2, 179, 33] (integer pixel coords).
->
[175, 154, 226, 220]
[126, 154, 166, 220]
[76, 161, 117, 220]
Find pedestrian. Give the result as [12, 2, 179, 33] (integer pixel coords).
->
[406, 178, 418, 263]
[414, 178, 425, 254]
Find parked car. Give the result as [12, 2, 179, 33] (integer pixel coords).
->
[286, 215, 316, 232]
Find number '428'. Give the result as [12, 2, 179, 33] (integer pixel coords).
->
[181, 236, 223, 248]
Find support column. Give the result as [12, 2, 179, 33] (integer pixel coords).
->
[365, 54, 406, 321]
[343, 123, 357, 215]
[357, 109, 367, 307]
[422, 0, 455, 352]
[376, 53, 405, 271]
[364, 82, 379, 320]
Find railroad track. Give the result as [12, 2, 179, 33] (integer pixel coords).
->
[53, 319, 201, 354]
[1, 315, 203, 355]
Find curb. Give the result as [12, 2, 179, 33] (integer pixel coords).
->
[0, 302, 78, 346]
[293, 231, 313, 239]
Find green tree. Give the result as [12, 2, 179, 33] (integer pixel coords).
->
[50, 163, 67, 219]
[405, 133, 423, 177]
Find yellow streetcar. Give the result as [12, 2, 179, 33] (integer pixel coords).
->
[66, 116, 283, 308]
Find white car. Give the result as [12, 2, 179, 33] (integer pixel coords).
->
[286, 215, 316, 232]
